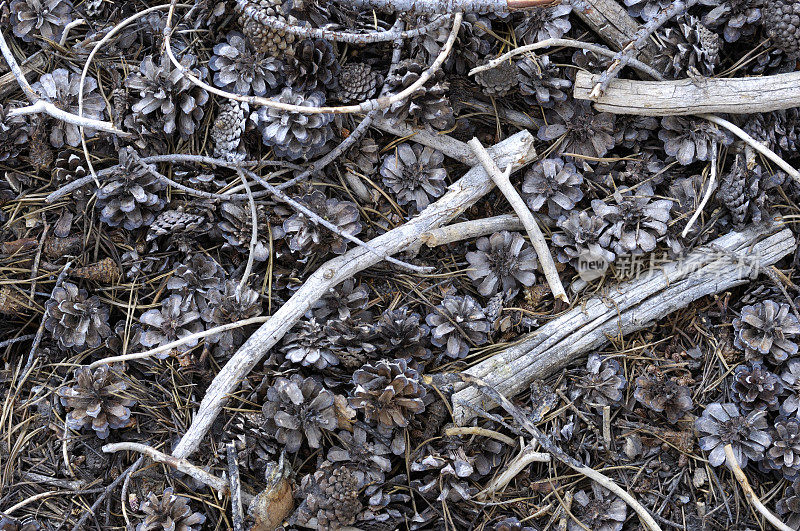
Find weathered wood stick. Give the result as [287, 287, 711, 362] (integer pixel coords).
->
[420, 214, 526, 248]
[0, 51, 44, 99]
[453, 223, 796, 424]
[571, 0, 657, 68]
[573, 70, 800, 115]
[171, 130, 538, 459]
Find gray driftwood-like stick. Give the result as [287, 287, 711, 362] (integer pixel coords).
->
[571, 0, 657, 68]
[171, 130, 538, 459]
[0, 51, 44, 99]
[420, 214, 526, 248]
[453, 223, 797, 424]
[574, 70, 800, 115]
[371, 116, 476, 164]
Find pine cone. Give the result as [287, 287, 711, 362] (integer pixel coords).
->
[426, 294, 490, 359]
[633, 373, 693, 423]
[349, 358, 427, 428]
[410, 445, 479, 502]
[261, 374, 338, 453]
[701, 0, 762, 43]
[515, 4, 572, 43]
[308, 278, 369, 320]
[126, 54, 209, 139]
[379, 143, 447, 214]
[147, 207, 212, 242]
[569, 484, 627, 531]
[139, 294, 203, 352]
[283, 190, 361, 256]
[44, 282, 112, 351]
[200, 280, 262, 355]
[0, 104, 29, 162]
[219, 201, 280, 262]
[659, 116, 732, 165]
[655, 15, 721, 78]
[10, 0, 73, 42]
[336, 63, 382, 104]
[166, 254, 225, 311]
[572, 353, 627, 408]
[237, 0, 298, 57]
[382, 57, 454, 131]
[734, 300, 800, 364]
[765, 416, 800, 479]
[327, 426, 392, 487]
[280, 318, 340, 369]
[32, 69, 105, 148]
[292, 462, 362, 530]
[521, 157, 584, 219]
[96, 147, 166, 230]
[765, 0, 800, 57]
[517, 55, 571, 108]
[374, 306, 431, 361]
[696, 402, 771, 467]
[474, 60, 519, 98]
[137, 487, 206, 531]
[284, 38, 340, 91]
[465, 231, 538, 297]
[731, 362, 782, 412]
[552, 210, 615, 268]
[58, 365, 136, 439]
[538, 100, 616, 159]
[211, 101, 248, 161]
[251, 88, 334, 160]
[209, 31, 282, 96]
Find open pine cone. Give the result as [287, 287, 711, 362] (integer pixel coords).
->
[58, 365, 136, 439]
[44, 282, 112, 351]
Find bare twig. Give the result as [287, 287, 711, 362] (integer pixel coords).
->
[468, 38, 664, 81]
[478, 439, 551, 499]
[69, 457, 145, 531]
[102, 442, 254, 505]
[467, 138, 568, 303]
[236, 0, 451, 42]
[589, 0, 698, 99]
[87, 316, 271, 369]
[444, 426, 518, 446]
[227, 443, 245, 531]
[163, 1, 463, 115]
[236, 169, 258, 294]
[724, 444, 794, 531]
[170, 130, 537, 459]
[681, 142, 717, 238]
[6, 99, 129, 136]
[421, 214, 525, 248]
[462, 374, 662, 531]
[0, 29, 38, 102]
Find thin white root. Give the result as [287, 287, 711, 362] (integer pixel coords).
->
[467, 138, 568, 303]
[87, 316, 271, 369]
[478, 439, 551, 500]
[6, 99, 128, 136]
[699, 113, 800, 183]
[237, 169, 258, 294]
[724, 444, 794, 531]
[681, 142, 717, 238]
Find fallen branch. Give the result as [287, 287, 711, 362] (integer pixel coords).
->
[421, 214, 526, 247]
[330, 0, 552, 12]
[102, 442, 254, 505]
[0, 51, 44, 100]
[574, 70, 800, 115]
[724, 444, 794, 531]
[461, 374, 662, 531]
[7, 99, 129, 137]
[570, 0, 658, 66]
[171, 130, 538, 459]
[468, 138, 568, 303]
[478, 439, 551, 499]
[452, 223, 796, 424]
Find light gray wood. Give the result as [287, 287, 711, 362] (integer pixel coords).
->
[571, 0, 657, 72]
[574, 70, 800, 115]
[0, 51, 44, 99]
[453, 223, 797, 424]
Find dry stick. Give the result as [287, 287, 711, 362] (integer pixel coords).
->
[102, 442, 254, 505]
[331, 0, 552, 12]
[467, 138, 568, 303]
[236, 0, 450, 43]
[171, 130, 538, 459]
[0, 51, 44, 100]
[589, 0, 698, 99]
[236, 169, 258, 294]
[478, 439, 551, 500]
[227, 443, 245, 531]
[461, 374, 662, 531]
[69, 456, 145, 531]
[468, 38, 664, 81]
[421, 214, 526, 247]
[163, 0, 463, 115]
[444, 426, 518, 446]
[88, 316, 271, 369]
[681, 142, 717, 238]
[724, 445, 794, 531]
[0, 334, 36, 350]
[0, 30, 37, 102]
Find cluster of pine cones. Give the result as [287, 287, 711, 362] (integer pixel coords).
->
[1, 0, 800, 529]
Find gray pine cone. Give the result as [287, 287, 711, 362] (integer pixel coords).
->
[166, 254, 225, 311]
[569, 484, 627, 531]
[283, 190, 362, 256]
[572, 353, 627, 408]
[349, 358, 427, 428]
[127, 54, 209, 139]
[261, 374, 338, 452]
[280, 318, 339, 369]
[292, 462, 362, 530]
[58, 365, 136, 439]
[375, 307, 431, 361]
[552, 210, 615, 268]
[147, 206, 212, 242]
[10, 0, 73, 42]
[764, 0, 800, 57]
[765, 416, 800, 479]
[474, 60, 519, 98]
[139, 294, 204, 352]
[32, 69, 105, 148]
[219, 201, 281, 262]
[0, 105, 29, 162]
[44, 282, 112, 351]
[538, 100, 616, 159]
[336, 63, 382, 104]
[733, 300, 800, 364]
[379, 143, 447, 214]
[283, 38, 340, 91]
[209, 31, 282, 96]
[521, 157, 584, 219]
[382, 57, 454, 131]
[251, 88, 334, 160]
[96, 147, 166, 230]
[426, 294, 490, 359]
[517, 55, 571, 108]
[137, 488, 205, 531]
[465, 231, 538, 297]
[696, 402, 771, 467]
[237, 0, 298, 57]
[212, 101, 248, 161]
[200, 280, 262, 355]
[658, 116, 731, 165]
